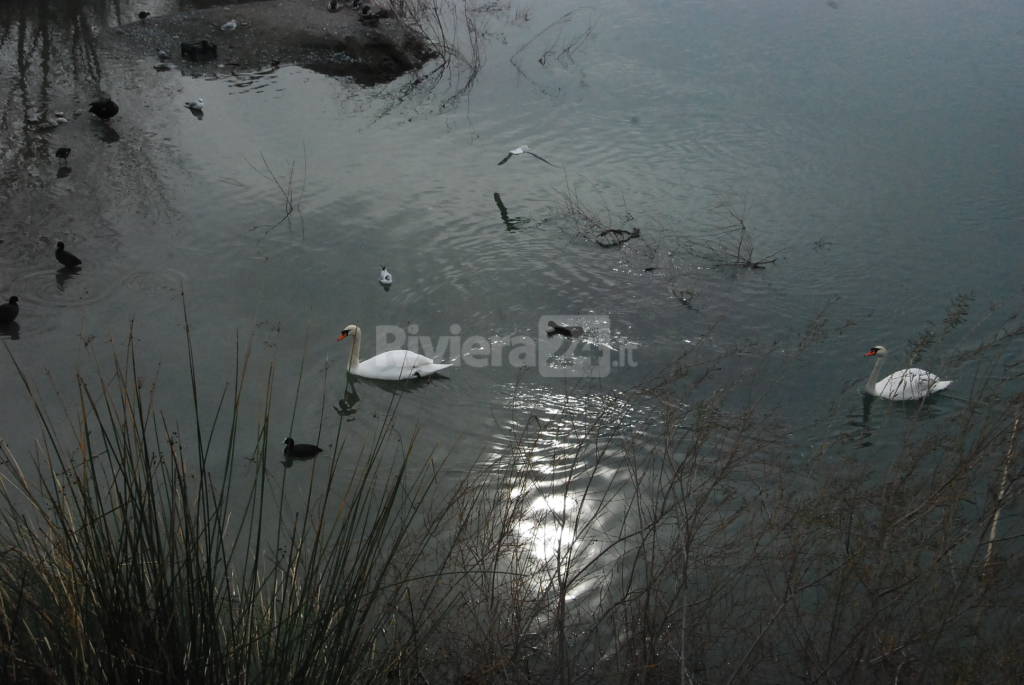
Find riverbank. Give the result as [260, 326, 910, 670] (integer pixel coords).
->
[104, 0, 438, 84]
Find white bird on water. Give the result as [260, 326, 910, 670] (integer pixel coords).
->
[221, 19, 238, 31]
[337, 324, 452, 380]
[863, 345, 952, 401]
[185, 97, 205, 113]
[379, 265, 393, 286]
[497, 144, 556, 167]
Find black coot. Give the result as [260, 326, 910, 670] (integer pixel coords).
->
[56, 241, 82, 268]
[0, 296, 19, 324]
[88, 98, 119, 120]
[283, 438, 323, 460]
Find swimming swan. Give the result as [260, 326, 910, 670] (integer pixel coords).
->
[864, 345, 952, 401]
[337, 324, 452, 380]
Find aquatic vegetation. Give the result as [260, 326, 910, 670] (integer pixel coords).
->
[0, 296, 1021, 683]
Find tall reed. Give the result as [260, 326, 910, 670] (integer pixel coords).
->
[1, 298, 1022, 683]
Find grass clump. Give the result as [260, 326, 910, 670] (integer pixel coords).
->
[0, 327, 462, 683]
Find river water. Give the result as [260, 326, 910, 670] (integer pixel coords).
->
[2, 0, 1023, 575]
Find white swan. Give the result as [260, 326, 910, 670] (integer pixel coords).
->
[864, 345, 952, 401]
[337, 324, 452, 380]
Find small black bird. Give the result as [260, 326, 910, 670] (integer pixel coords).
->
[0, 296, 19, 324]
[56, 241, 82, 268]
[328, 0, 341, 12]
[55, 147, 71, 166]
[88, 98, 119, 120]
[546, 320, 582, 338]
[138, 11, 150, 21]
[283, 438, 323, 462]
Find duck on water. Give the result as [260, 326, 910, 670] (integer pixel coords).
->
[88, 98, 119, 121]
[0, 296, 18, 324]
[56, 242, 82, 269]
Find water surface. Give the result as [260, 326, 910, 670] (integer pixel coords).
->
[2, 0, 1023, 533]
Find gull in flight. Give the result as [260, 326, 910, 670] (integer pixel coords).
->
[497, 145, 555, 167]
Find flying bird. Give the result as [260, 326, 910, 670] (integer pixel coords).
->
[497, 145, 556, 167]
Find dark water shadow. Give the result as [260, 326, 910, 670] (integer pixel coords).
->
[853, 391, 954, 448]
[335, 379, 361, 418]
[94, 122, 120, 143]
[56, 165, 72, 178]
[335, 371, 451, 418]
[493, 192, 531, 231]
[1, 1, 108, 169]
[56, 266, 82, 291]
[282, 447, 322, 469]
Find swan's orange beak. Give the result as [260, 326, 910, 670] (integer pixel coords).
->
[865, 349, 878, 356]
[337, 331, 350, 341]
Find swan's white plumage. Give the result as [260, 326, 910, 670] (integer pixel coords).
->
[338, 324, 451, 381]
[351, 349, 450, 380]
[865, 345, 952, 401]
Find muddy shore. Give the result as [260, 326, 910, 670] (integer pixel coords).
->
[104, 0, 438, 84]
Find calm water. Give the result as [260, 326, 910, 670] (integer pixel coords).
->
[2, 0, 1023, 495]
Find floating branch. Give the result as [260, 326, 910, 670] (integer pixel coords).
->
[684, 205, 781, 269]
[246, 147, 307, 233]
